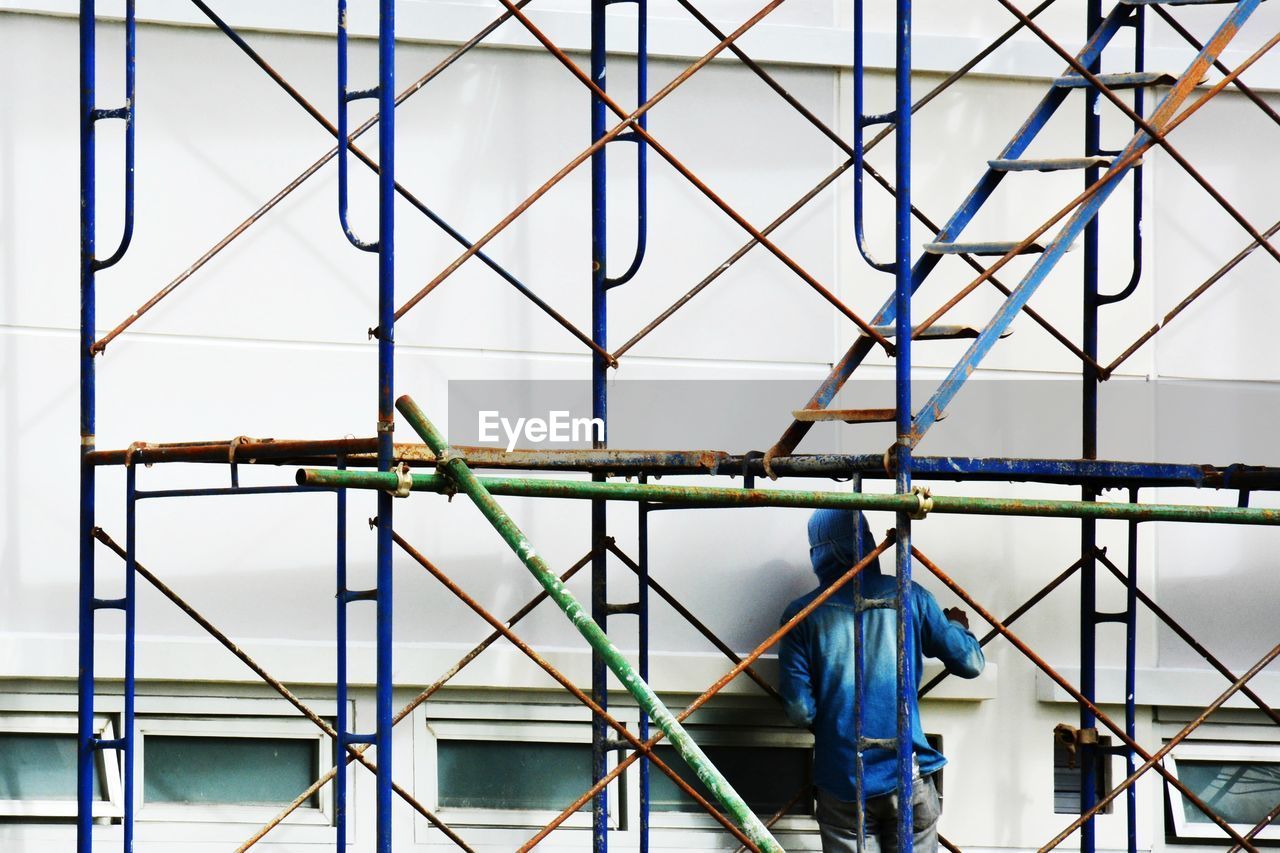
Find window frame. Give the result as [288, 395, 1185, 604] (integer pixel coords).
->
[414, 701, 626, 839]
[135, 715, 334, 827]
[0, 712, 124, 820]
[1166, 740, 1280, 843]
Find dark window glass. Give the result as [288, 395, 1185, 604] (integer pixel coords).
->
[144, 736, 317, 807]
[437, 740, 593, 811]
[1177, 760, 1280, 827]
[0, 733, 107, 801]
[647, 744, 813, 816]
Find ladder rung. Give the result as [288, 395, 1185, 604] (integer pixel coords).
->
[862, 111, 897, 127]
[857, 597, 898, 612]
[989, 156, 1112, 172]
[343, 732, 377, 745]
[1094, 610, 1130, 624]
[92, 597, 127, 611]
[345, 86, 380, 101]
[923, 240, 1047, 256]
[869, 324, 1012, 341]
[341, 588, 378, 603]
[858, 737, 898, 751]
[93, 737, 127, 751]
[1053, 71, 1180, 89]
[605, 601, 640, 616]
[791, 408, 895, 424]
[91, 106, 130, 122]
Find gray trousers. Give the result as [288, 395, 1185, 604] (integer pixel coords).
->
[814, 775, 941, 853]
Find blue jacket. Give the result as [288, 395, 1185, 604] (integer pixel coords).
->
[779, 509, 985, 800]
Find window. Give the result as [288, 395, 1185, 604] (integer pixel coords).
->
[0, 714, 123, 821]
[136, 716, 332, 826]
[415, 704, 625, 837]
[437, 739, 594, 812]
[1167, 742, 1280, 842]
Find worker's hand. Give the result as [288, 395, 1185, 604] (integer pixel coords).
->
[943, 607, 970, 629]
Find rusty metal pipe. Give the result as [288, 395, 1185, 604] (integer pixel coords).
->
[485, 0, 895, 353]
[1042, 635, 1280, 851]
[91, 527, 474, 851]
[90, 0, 546, 356]
[392, 531, 761, 850]
[911, 546, 1255, 849]
[916, 28, 1280, 333]
[396, 399, 783, 849]
[1102, 216, 1280, 379]
[517, 534, 895, 850]
[919, 554, 1085, 697]
[391, 0, 793, 329]
[992, 0, 1280, 267]
[607, 541, 782, 702]
[239, 548, 594, 848]
[1151, 3, 1280, 129]
[1096, 549, 1280, 727]
[612, 0, 1094, 369]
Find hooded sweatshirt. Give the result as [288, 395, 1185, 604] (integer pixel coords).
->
[778, 508, 985, 801]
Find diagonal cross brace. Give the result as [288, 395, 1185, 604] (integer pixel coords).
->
[393, 394, 785, 853]
[908, 0, 1264, 446]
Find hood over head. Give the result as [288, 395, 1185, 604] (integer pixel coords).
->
[807, 508, 881, 585]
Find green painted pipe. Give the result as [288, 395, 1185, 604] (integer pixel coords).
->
[298, 466, 1280, 527]
[392, 396, 785, 853]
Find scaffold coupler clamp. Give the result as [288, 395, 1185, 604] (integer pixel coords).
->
[910, 485, 934, 520]
[390, 462, 414, 498]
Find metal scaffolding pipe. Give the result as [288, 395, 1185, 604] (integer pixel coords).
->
[297, 467, 1280, 526]
[394, 395, 784, 853]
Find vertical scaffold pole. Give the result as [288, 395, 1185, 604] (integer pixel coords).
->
[123, 465, 138, 852]
[80, 0, 136, 846]
[77, 3, 98, 848]
[851, 475, 868, 853]
[893, 0, 916, 846]
[638, 477, 651, 853]
[1124, 488, 1139, 853]
[374, 0, 396, 847]
[1079, 3, 1103, 850]
[589, 0, 610, 847]
[334, 454, 350, 850]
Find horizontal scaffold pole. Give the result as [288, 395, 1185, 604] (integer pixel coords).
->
[392, 396, 785, 853]
[298, 466, 1280, 526]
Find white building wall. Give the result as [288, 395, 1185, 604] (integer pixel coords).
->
[1, 1, 1279, 850]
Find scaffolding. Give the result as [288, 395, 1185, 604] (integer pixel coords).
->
[73, 0, 1280, 849]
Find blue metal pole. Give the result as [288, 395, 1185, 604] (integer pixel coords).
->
[1079, 3, 1103, 849]
[589, 0, 610, 848]
[78, 1, 98, 848]
[638, 476, 650, 853]
[1124, 488, 1139, 853]
[374, 0, 396, 848]
[893, 0, 915, 845]
[124, 465, 137, 852]
[335, 454, 349, 850]
[851, 476, 868, 853]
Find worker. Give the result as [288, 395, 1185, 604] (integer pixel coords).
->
[779, 508, 985, 852]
